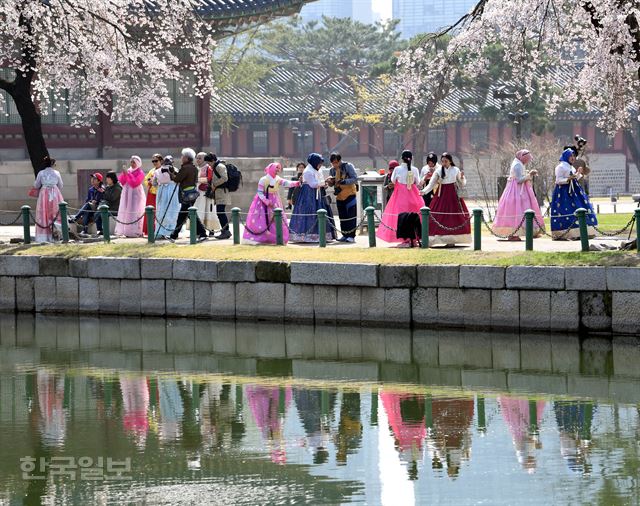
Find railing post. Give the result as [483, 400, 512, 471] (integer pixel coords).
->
[231, 207, 240, 245]
[146, 206, 155, 244]
[575, 208, 589, 252]
[317, 209, 327, 248]
[473, 208, 483, 251]
[99, 204, 110, 243]
[274, 208, 283, 245]
[21, 205, 31, 244]
[188, 206, 197, 245]
[635, 208, 640, 254]
[524, 209, 534, 251]
[58, 202, 69, 243]
[365, 206, 376, 247]
[421, 206, 430, 249]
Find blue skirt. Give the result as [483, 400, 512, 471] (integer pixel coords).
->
[155, 183, 181, 238]
[550, 181, 597, 239]
[289, 184, 337, 243]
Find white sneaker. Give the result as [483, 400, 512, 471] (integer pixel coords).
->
[345, 237, 355, 243]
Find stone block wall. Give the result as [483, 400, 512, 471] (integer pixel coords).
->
[0, 255, 639, 334]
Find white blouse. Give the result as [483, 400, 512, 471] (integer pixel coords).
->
[302, 164, 325, 189]
[420, 164, 440, 180]
[391, 163, 420, 186]
[510, 159, 527, 183]
[422, 165, 465, 194]
[555, 161, 582, 185]
[34, 167, 64, 189]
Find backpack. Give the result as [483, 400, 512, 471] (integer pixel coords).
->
[213, 161, 242, 192]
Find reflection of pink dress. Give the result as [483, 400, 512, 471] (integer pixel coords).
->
[493, 159, 544, 237]
[499, 397, 546, 472]
[380, 392, 426, 456]
[246, 385, 292, 464]
[115, 167, 146, 237]
[121, 376, 149, 442]
[377, 164, 424, 243]
[37, 370, 67, 447]
[34, 167, 64, 242]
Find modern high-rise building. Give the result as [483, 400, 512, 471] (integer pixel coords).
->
[392, 0, 477, 39]
[299, 0, 377, 24]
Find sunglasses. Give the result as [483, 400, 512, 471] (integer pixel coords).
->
[151, 159, 161, 163]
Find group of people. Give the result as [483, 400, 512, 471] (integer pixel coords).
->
[32, 144, 598, 245]
[33, 149, 234, 243]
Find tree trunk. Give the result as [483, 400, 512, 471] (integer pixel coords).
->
[11, 81, 49, 176]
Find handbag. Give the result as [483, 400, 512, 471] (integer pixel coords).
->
[180, 188, 199, 206]
[28, 187, 39, 198]
[455, 181, 467, 199]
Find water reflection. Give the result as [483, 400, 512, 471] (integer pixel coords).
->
[0, 314, 639, 504]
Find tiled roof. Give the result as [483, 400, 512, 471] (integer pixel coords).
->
[211, 66, 600, 121]
[197, 0, 310, 24]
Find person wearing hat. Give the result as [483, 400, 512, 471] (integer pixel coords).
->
[420, 152, 440, 208]
[377, 150, 424, 247]
[142, 154, 162, 236]
[71, 172, 104, 237]
[289, 153, 336, 243]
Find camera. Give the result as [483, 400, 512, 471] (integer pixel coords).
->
[161, 167, 169, 173]
[574, 134, 587, 149]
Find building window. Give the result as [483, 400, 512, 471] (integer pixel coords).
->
[40, 90, 71, 125]
[469, 122, 489, 150]
[555, 121, 575, 145]
[251, 128, 268, 155]
[0, 69, 20, 125]
[383, 129, 401, 155]
[294, 125, 314, 156]
[157, 74, 197, 124]
[428, 128, 447, 155]
[595, 128, 612, 151]
[209, 128, 221, 153]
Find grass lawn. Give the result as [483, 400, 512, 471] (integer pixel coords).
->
[1, 242, 638, 267]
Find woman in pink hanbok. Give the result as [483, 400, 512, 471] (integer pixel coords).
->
[492, 149, 544, 240]
[499, 397, 546, 473]
[33, 156, 64, 242]
[246, 385, 292, 464]
[120, 375, 150, 447]
[242, 162, 300, 245]
[115, 155, 146, 237]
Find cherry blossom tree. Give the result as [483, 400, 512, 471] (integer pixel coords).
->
[395, 0, 640, 136]
[0, 0, 216, 174]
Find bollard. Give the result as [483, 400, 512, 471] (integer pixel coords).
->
[188, 206, 197, 244]
[145, 206, 155, 244]
[473, 208, 483, 251]
[635, 208, 640, 254]
[232, 207, 240, 245]
[99, 204, 110, 243]
[21, 205, 31, 244]
[596, 204, 600, 214]
[421, 207, 430, 249]
[524, 209, 534, 251]
[575, 208, 589, 252]
[59, 202, 69, 243]
[614, 203, 617, 214]
[274, 208, 284, 245]
[365, 206, 376, 247]
[317, 209, 327, 248]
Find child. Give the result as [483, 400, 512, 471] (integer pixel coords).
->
[71, 172, 104, 237]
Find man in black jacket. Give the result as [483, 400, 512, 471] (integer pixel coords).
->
[169, 148, 208, 242]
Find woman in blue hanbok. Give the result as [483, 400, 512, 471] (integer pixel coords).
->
[153, 156, 181, 239]
[289, 153, 337, 243]
[551, 148, 597, 240]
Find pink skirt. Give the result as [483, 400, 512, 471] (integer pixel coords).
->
[35, 186, 64, 242]
[377, 183, 424, 243]
[115, 184, 146, 237]
[242, 192, 290, 244]
[493, 179, 544, 237]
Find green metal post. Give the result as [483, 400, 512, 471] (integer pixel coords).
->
[477, 396, 486, 432]
[274, 208, 284, 245]
[232, 207, 240, 245]
[21, 205, 31, 244]
[145, 206, 155, 244]
[425, 394, 433, 429]
[575, 208, 589, 252]
[473, 208, 483, 251]
[365, 206, 376, 247]
[528, 399, 538, 433]
[99, 204, 110, 243]
[635, 208, 640, 254]
[524, 209, 534, 251]
[188, 206, 197, 244]
[317, 209, 327, 248]
[421, 206, 430, 249]
[59, 201, 69, 243]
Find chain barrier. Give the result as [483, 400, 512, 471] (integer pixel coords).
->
[108, 210, 145, 226]
[430, 213, 473, 232]
[592, 216, 636, 237]
[0, 211, 23, 226]
[482, 214, 527, 239]
[534, 215, 579, 240]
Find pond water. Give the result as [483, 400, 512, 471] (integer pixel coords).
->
[0, 314, 639, 505]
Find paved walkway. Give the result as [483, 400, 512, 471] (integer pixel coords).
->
[0, 224, 630, 252]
